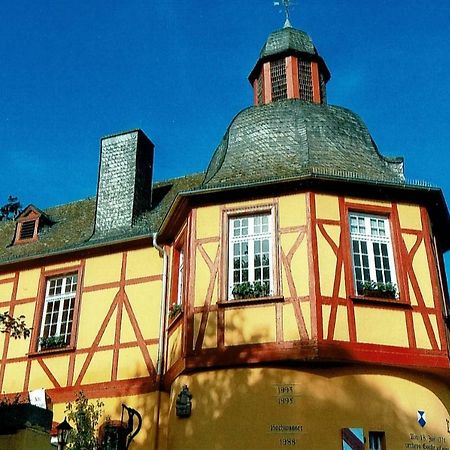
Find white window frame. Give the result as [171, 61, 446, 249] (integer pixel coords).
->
[228, 213, 273, 299]
[176, 248, 184, 306]
[349, 212, 397, 295]
[39, 273, 78, 349]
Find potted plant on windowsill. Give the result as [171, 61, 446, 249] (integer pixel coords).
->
[168, 304, 183, 320]
[360, 281, 397, 299]
[232, 281, 270, 300]
[39, 334, 67, 351]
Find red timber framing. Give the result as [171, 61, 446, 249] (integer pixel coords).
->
[310, 193, 448, 367]
[0, 246, 160, 402]
[175, 192, 449, 379]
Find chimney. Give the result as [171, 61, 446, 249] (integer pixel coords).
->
[94, 129, 154, 236]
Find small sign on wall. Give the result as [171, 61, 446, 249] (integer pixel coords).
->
[29, 388, 47, 409]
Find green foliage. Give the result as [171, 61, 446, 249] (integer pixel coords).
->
[168, 303, 183, 319]
[39, 334, 67, 350]
[65, 391, 104, 450]
[0, 393, 25, 408]
[360, 280, 397, 298]
[0, 312, 31, 339]
[232, 281, 270, 299]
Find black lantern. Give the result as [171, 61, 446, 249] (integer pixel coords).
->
[56, 417, 72, 450]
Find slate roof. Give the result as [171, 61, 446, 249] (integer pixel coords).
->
[203, 99, 404, 188]
[0, 173, 204, 266]
[259, 26, 317, 59]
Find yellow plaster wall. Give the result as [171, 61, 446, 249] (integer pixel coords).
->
[224, 306, 276, 346]
[283, 303, 300, 341]
[6, 302, 34, 358]
[334, 305, 350, 342]
[315, 194, 340, 221]
[196, 205, 220, 239]
[397, 204, 423, 230]
[117, 346, 148, 379]
[77, 288, 117, 348]
[84, 252, 122, 286]
[126, 247, 162, 279]
[167, 367, 450, 450]
[0, 272, 14, 281]
[345, 197, 391, 207]
[413, 312, 433, 350]
[125, 281, 162, 338]
[167, 326, 182, 368]
[0, 280, 13, 300]
[2, 361, 27, 393]
[278, 193, 307, 228]
[16, 269, 40, 299]
[355, 307, 409, 347]
[411, 242, 434, 307]
[44, 261, 81, 271]
[316, 225, 340, 297]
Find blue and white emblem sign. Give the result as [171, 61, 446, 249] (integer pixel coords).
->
[417, 411, 426, 428]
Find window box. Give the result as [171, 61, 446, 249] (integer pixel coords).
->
[168, 303, 183, 320]
[39, 334, 67, 351]
[232, 281, 270, 300]
[360, 281, 397, 299]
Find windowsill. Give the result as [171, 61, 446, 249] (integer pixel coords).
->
[350, 295, 411, 308]
[28, 345, 76, 358]
[168, 312, 183, 330]
[218, 295, 284, 307]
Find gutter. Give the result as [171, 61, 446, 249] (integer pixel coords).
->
[152, 232, 168, 450]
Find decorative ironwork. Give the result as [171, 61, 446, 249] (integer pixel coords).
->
[274, 0, 296, 27]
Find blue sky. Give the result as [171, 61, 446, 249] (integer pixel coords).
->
[0, 1, 449, 273]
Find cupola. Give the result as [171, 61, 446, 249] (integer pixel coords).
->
[248, 24, 330, 105]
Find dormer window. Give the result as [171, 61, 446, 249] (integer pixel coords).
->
[13, 205, 49, 245]
[17, 219, 39, 242]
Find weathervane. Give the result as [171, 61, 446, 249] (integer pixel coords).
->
[274, 0, 296, 27]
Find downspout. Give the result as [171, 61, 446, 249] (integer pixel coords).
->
[152, 232, 168, 450]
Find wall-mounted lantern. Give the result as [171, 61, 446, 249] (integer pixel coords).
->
[176, 385, 192, 418]
[56, 417, 72, 450]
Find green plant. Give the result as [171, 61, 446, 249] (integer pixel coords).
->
[39, 334, 67, 350]
[65, 391, 104, 450]
[232, 281, 270, 299]
[360, 280, 397, 299]
[0, 393, 25, 408]
[168, 303, 183, 319]
[0, 312, 31, 339]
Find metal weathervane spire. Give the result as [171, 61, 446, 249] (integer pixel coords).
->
[274, 0, 295, 28]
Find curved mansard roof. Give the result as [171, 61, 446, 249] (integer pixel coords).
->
[203, 99, 404, 188]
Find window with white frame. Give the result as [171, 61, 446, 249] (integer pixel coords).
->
[39, 274, 77, 350]
[349, 213, 397, 295]
[176, 248, 184, 305]
[228, 213, 272, 299]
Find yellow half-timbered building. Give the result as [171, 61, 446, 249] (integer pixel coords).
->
[0, 21, 449, 450]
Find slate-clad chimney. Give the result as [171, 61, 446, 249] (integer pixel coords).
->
[94, 129, 154, 235]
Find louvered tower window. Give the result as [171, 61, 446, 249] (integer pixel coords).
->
[298, 59, 314, 102]
[270, 58, 287, 101]
[319, 72, 327, 104]
[257, 71, 264, 105]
